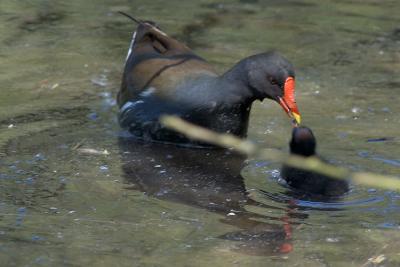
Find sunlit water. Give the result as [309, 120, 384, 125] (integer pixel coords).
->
[1, 0, 400, 266]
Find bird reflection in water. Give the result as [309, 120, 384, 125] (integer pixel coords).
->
[118, 136, 299, 256]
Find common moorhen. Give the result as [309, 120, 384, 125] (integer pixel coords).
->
[281, 127, 349, 196]
[117, 15, 301, 144]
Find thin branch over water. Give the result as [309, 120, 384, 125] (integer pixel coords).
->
[160, 115, 400, 191]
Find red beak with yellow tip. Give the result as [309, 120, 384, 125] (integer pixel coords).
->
[278, 76, 301, 126]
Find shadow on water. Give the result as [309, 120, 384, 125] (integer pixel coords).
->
[118, 137, 299, 256]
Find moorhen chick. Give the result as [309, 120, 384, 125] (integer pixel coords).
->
[281, 127, 349, 197]
[117, 16, 301, 144]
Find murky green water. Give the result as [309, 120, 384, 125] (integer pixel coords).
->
[1, 0, 400, 266]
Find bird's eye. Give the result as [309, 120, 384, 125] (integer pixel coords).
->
[269, 77, 278, 85]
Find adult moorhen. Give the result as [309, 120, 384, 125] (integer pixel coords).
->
[281, 127, 349, 197]
[117, 15, 301, 144]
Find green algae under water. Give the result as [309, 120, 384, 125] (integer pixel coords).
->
[1, 0, 400, 266]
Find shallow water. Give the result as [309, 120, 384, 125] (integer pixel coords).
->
[1, 0, 400, 266]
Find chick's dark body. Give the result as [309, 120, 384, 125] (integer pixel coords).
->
[281, 127, 349, 197]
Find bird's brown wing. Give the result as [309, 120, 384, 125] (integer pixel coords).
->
[118, 23, 217, 107]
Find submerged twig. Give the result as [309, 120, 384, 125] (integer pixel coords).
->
[72, 138, 87, 150]
[361, 254, 386, 267]
[76, 148, 110, 156]
[160, 115, 400, 191]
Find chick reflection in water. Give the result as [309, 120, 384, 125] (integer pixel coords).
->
[119, 137, 295, 255]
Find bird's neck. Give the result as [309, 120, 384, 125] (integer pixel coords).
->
[220, 59, 260, 103]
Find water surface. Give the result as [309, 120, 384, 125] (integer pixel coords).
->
[1, 0, 400, 266]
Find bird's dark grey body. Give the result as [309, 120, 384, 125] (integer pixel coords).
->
[119, 73, 252, 143]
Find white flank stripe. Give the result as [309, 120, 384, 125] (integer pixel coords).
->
[139, 87, 156, 97]
[125, 31, 137, 62]
[120, 100, 144, 113]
